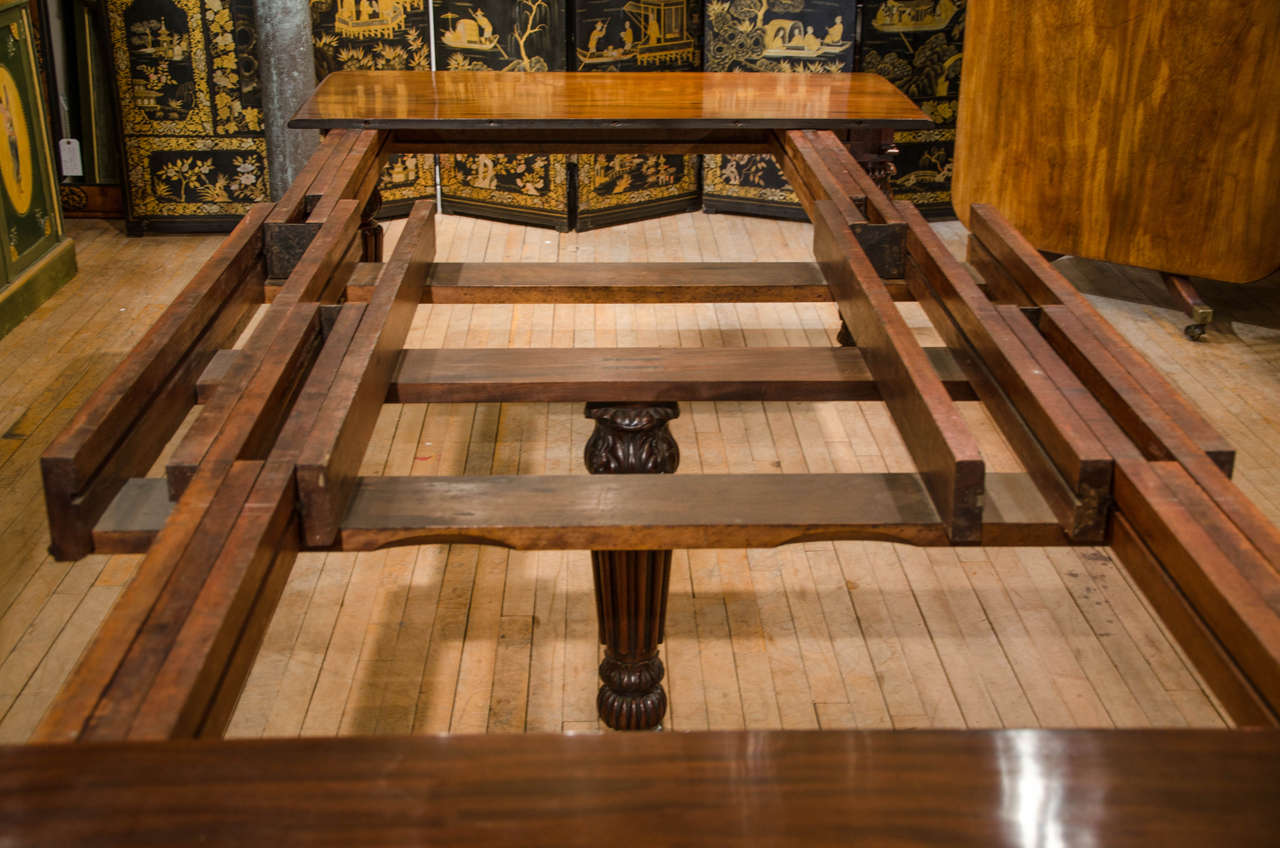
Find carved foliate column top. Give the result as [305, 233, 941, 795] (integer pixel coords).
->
[583, 402, 679, 475]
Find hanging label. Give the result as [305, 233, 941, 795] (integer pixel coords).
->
[59, 138, 83, 177]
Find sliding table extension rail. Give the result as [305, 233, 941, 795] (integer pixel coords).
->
[34, 69, 1280, 757]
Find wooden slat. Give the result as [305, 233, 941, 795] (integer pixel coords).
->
[273, 199, 365, 306]
[45, 302, 368, 742]
[338, 472, 1056, 552]
[810, 198, 985, 542]
[126, 303, 367, 740]
[81, 461, 266, 741]
[1038, 304, 1280, 573]
[305, 130, 386, 225]
[194, 349, 240, 404]
[968, 203, 1235, 474]
[1113, 458, 1280, 715]
[904, 257, 1090, 540]
[1110, 512, 1278, 727]
[197, 346, 974, 418]
[426, 261, 834, 303]
[773, 130, 865, 229]
[40, 205, 269, 558]
[388, 346, 974, 403]
[772, 130, 905, 279]
[296, 201, 436, 547]
[33, 459, 247, 742]
[263, 133, 361, 278]
[265, 130, 354, 226]
[92, 478, 173, 555]
[165, 304, 322, 498]
[966, 235, 1036, 307]
[90, 464, 1056, 555]
[900, 201, 1112, 541]
[807, 131, 903, 228]
[268, 261, 940, 304]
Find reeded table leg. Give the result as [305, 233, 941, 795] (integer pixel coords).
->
[583, 402, 679, 730]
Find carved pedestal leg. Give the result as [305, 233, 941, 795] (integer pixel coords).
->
[592, 549, 672, 730]
[360, 189, 384, 262]
[583, 402, 679, 731]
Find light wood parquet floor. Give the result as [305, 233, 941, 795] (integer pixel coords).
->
[3, 210, 1280, 740]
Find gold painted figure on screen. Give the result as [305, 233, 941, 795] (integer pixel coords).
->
[576, 1, 693, 68]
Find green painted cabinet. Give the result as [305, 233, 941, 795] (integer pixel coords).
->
[0, 0, 76, 340]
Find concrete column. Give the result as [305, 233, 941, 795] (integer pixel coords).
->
[257, 0, 320, 198]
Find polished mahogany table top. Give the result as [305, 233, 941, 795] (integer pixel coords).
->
[3, 729, 1277, 845]
[290, 71, 931, 131]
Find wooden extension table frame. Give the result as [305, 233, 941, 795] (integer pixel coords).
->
[19, 71, 1280, 838]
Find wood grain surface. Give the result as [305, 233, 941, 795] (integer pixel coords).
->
[952, 1, 1280, 282]
[386, 346, 974, 403]
[290, 71, 931, 130]
[3, 730, 1278, 846]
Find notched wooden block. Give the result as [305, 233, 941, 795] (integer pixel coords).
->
[264, 221, 322, 280]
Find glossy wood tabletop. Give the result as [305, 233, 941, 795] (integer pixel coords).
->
[3, 730, 1277, 845]
[290, 71, 931, 130]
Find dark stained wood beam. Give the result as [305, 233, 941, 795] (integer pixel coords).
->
[967, 203, 1234, 474]
[295, 201, 436, 547]
[264, 262, 954, 304]
[1110, 513, 1278, 727]
[199, 345, 976, 405]
[771, 130, 905, 278]
[1113, 458, 1280, 716]
[900, 200, 1112, 541]
[387, 346, 975, 403]
[335, 471, 1059, 553]
[40, 205, 269, 560]
[1039, 304, 1280, 573]
[811, 197, 985, 543]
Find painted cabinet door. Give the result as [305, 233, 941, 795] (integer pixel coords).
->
[105, 0, 270, 229]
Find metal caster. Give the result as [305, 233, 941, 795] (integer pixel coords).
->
[1184, 323, 1207, 342]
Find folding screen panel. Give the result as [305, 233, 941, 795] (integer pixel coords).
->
[701, 0, 855, 218]
[310, 0, 435, 216]
[573, 0, 701, 230]
[106, 0, 269, 230]
[858, 0, 963, 218]
[434, 0, 570, 229]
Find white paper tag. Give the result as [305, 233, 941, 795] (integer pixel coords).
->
[59, 138, 83, 177]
